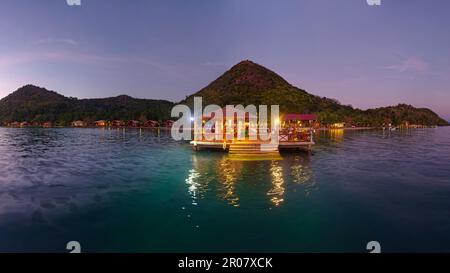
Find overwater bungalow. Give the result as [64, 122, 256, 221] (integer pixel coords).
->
[42, 122, 52, 128]
[279, 114, 316, 143]
[95, 120, 108, 127]
[19, 121, 29, 127]
[164, 120, 174, 128]
[72, 120, 87, 127]
[8, 121, 21, 127]
[128, 120, 140, 127]
[145, 120, 160, 128]
[190, 110, 316, 155]
[111, 120, 125, 127]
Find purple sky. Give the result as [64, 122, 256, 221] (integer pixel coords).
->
[0, 0, 449, 120]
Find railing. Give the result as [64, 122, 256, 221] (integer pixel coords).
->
[193, 128, 314, 143]
[279, 128, 313, 142]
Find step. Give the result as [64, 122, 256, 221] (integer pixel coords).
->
[229, 143, 279, 154]
[229, 151, 280, 155]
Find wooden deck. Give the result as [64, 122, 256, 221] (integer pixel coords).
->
[190, 139, 314, 153]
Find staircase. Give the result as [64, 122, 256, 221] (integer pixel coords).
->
[228, 142, 281, 160]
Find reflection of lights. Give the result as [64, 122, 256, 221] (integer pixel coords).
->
[228, 153, 282, 161]
[290, 156, 316, 196]
[186, 151, 316, 210]
[185, 169, 201, 205]
[267, 161, 285, 206]
[217, 157, 240, 207]
[190, 117, 195, 122]
[291, 159, 312, 184]
[329, 129, 344, 142]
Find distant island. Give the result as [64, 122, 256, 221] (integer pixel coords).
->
[0, 60, 448, 128]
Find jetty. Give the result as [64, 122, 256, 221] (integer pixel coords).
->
[190, 113, 316, 157]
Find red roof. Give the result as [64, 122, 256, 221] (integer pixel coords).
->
[283, 113, 317, 121]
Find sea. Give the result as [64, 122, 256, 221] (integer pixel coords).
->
[0, 127, 450, 252]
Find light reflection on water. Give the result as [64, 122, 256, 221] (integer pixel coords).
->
[185, 169, 201, 206]
[183, 150, 316, 209]
[328, 129, 344, 142]
[217, 156, 240, 207]
[267, 161, 285, 206]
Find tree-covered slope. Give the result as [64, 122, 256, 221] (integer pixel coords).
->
[0, 85, 173, 125]
[0, 61, 447, 127]
[182, 60, 448, 126]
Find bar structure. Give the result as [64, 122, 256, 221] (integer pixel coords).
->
[190, 110, 316, 156]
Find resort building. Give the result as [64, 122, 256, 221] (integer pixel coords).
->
[72, 120, 87, 127]
[164, 120, 175, 128]
[145, 120, 160, 128]
[190, 109, 316, 156]
[111, 120, 125, 127]
[128, 120, 140, 127]
[280, 114, 316, 143]
[19, 121, 29, 127]
[8, 121, 21, 127]
[331, 122, 345, 129]
[95, 120, 108, 127]
[42, 122, 52, 128]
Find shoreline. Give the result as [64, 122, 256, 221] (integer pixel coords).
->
[1, 126, 442, 130]
[0, 126, 173, 130]
[315, 127, 376, 131]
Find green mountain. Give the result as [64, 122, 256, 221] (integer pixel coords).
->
[366, 104, 448, 126]
[0, 60, 447, 127]
[183, 60, 448, 127]
[0, 85, 173, 125]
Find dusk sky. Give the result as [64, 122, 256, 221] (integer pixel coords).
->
[0, 0, 449, 120]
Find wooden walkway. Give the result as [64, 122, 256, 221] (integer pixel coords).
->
[190, 139, 314, 153]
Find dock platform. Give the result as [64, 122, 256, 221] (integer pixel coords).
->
[190, 140, 314, 153]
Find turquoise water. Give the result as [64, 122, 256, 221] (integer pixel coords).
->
[1, 127, 450, 252]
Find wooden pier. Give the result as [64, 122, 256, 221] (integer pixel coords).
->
[190, 139, 314, 154]
[190, 112, 317, 157]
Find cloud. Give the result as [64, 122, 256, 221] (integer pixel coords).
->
[201, 61, 229, 67]
[385, 56, 429, 73]
[0, 50, 190, 81]
[0, 51, 96, 67]
[33, 38, 78, 46]
[0, 51, 156, 67]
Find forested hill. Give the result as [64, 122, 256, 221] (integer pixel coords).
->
[0, 60, 448, 127]
[0, 85, 173, 125]
[182, 60, 448, 127]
